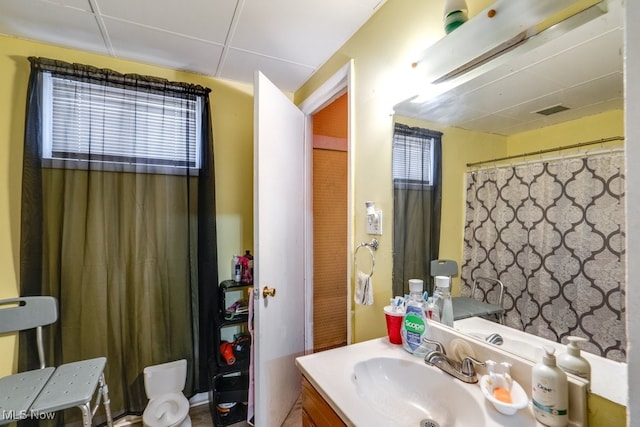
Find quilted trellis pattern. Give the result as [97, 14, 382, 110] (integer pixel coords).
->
[461, 153, 626, 362]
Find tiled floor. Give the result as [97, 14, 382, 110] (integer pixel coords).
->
[125, 395, 302, 426]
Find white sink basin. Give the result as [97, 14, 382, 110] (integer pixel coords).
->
[296, 337, 539, 426]
[353, 357, 484, 427]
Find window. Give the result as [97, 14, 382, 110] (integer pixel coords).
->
[392, 125, 438, 189]
[392, 123, 442, 296]
[41, 72, 203, 174]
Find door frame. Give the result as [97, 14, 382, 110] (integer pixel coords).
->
[298, 60, 354, 352]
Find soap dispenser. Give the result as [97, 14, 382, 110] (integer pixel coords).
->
[532, 346, 568, 427]
[558, 336, 591, 382]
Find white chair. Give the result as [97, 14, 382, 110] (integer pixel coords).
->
[0, 296, 113, 426]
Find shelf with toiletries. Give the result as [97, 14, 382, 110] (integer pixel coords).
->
[209, 370, 250, 426]
[210, 275, 253, 426]
[217, 280, 252, 326]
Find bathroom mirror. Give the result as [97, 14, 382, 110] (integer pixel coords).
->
[392, 0, 625, 403]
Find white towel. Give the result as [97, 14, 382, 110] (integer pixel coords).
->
[355, 270, 374, 305]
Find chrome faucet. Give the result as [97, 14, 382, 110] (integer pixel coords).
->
[422, 337, 485, 384]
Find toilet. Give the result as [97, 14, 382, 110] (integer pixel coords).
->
[143, 359, 192, 427]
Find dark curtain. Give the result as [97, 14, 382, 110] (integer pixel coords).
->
[392, 123, 442, 297]
[19, 57, 217, 423]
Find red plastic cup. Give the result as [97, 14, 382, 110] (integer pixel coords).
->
[384, 305, 404, 345]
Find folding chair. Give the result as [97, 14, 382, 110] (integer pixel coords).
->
[0, 297, 113, 426]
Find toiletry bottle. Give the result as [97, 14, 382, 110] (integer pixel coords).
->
[433, 276, 454, 327]
[558, 336, 591, 382]
[427, 296, 439, 322]
[422, 291, 431, 318]
[232, 255, 241, 282]
[244, 250, 254, 279]
[532, 346, 568, 427]
[401, 279, 430, 356]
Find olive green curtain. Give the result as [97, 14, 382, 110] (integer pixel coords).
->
[19, 57, 218, 424]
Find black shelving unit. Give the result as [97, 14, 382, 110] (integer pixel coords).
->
[209, 280, 252, 426]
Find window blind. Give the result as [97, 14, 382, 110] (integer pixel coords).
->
[42, 72, 202, 172]
[392, 133, 434, 187]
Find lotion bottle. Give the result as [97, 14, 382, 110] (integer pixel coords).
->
[558, 336, 591, 383]
[532, 346, 568, 426]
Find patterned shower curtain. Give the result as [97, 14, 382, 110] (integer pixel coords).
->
[461, 152, 626, 362]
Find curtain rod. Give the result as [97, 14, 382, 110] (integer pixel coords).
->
[466, 136, 625, 168]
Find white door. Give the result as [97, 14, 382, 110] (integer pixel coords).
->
[253, 71, 306, 426]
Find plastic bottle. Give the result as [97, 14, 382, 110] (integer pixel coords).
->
[558, 336, 591, 382]
[244, 250, 254, 279]
[401, 279, 430, 356]
[232, 255, 241, 282]
[532, 346, 568, 426]
[427, 297, 439, 322]
[433, 276, 454, 327]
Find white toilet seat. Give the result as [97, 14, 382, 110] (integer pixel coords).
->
[143, 393, 191, 427]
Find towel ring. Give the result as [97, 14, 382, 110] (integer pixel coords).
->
[354, 240, 377, 279]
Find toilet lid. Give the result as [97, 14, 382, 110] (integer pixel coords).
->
[143, 393, 189, 427]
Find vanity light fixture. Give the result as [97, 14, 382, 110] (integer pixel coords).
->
[413, 0, 604, 85]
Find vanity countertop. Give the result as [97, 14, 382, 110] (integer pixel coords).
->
[295, 337, 542, 427]
[455, 316, 627, 407]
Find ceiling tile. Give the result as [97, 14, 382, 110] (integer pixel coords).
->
[45, 0, 93, 12]
[0, 0, 108, 55]
[525, 29, 622, 88]
[219, 48, 315, 92]
[463, 69, 565, 114]
[460, 113, 527, 135]
[104, 17, 224, 75]
[229, 0, 381, 66]
[95, 0, 238, 44]
[561, 72, 623, 106]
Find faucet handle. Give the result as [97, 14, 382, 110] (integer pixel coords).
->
[422, 337, 446, 354]
[461, 356, 485, 376]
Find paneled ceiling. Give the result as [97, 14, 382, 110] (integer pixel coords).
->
[0, 0, 385, 92]
[394, 0, 624, 136]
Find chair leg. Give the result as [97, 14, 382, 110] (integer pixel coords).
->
[99, 373, 114, 427]
[79, 402, 92, 427]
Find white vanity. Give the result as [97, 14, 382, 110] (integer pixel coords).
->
[296, 322, 589, 426]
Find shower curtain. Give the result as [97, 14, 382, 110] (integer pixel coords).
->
[19, 57, 218, 423]
[461, 152, 626, 362]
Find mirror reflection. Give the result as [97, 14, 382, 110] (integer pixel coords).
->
[392, 0, 625, 402]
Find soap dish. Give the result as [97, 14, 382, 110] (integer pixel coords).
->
[480, 375, 528, 416]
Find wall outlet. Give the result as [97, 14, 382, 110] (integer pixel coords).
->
[366, 210, 382, 235]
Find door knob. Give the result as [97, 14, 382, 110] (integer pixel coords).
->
[262, 286, 276, 298]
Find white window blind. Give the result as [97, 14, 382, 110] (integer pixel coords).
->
[42, 72, 202, 173]
[392, 133, 434, 187]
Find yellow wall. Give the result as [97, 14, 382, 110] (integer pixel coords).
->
[0, 36, 255, 377]
[507, 110, 624, 155]
[295, 0, 495, 343]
